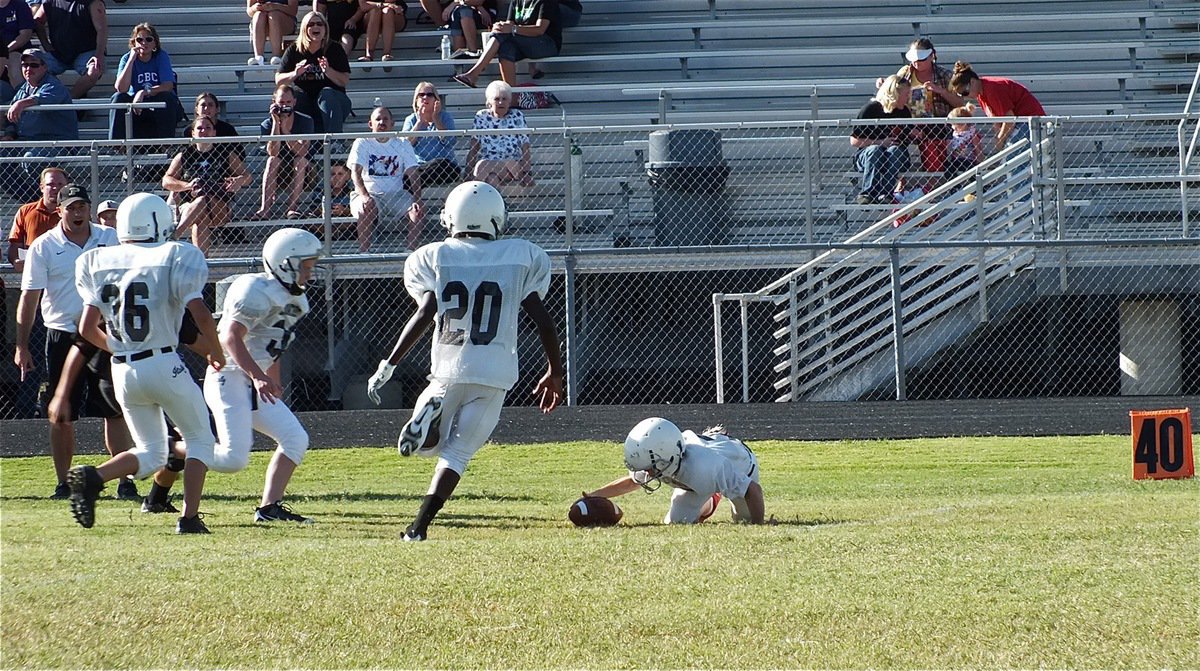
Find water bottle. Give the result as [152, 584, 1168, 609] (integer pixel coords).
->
[569, 141, 584, 211]
[373, 97, 383, 108]
[440, 34, 451, 60]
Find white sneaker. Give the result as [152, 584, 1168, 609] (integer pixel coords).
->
[248, 55, 264, 66]
[269, 56, 282, 66]
[397, 396, 443, 457]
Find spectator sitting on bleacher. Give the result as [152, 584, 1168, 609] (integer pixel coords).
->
[528, 0, 578, 80]
[194, 91, 242, 151]
[254, 83, 315, 220]
[164, 116, 252, 254]
[0, 48, 77, 202]
[402, 81, 460, 186]
[850, 74, 914, 205]
[108, 23, 181, 142]
[464, 79, 532, 188]
[315, 0, 364, 59]
[34, 0, 105, 100]
[247, 0, 299, 66]
[0, 0, 36, 101]
[943, 103, 982, 182]
[451, 0, 559, 88]
[324, 158, 351, 215]
[949, 61, 1045, 154]
[276, 11, 351, 134]
[358, 0, 405, 64]
[892, 37, 962, 174]
[348, 105, 423, 251]
[6, 165, 65, 271]
[442, 0, 496, 58]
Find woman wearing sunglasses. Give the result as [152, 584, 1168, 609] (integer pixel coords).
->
[109, 23, 182, 142]
[276, 10, 352, 134]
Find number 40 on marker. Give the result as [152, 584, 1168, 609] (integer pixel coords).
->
[1130, 408, 1194, 481]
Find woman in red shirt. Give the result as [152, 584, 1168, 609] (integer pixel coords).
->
[949, 61, 1045, 154]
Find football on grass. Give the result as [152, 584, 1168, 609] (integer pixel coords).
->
[568, 496, 623, 527]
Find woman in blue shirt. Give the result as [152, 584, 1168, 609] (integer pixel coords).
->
[109, 23, 181, 141]
[401, 81, 461, 186]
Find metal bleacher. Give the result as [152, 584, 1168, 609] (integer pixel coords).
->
[19, 0, 1197, 258]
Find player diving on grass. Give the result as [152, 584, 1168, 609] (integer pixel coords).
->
[366, 180, 564, 542]
[66, 193, 225, 531]
[586, 417, 765, 525]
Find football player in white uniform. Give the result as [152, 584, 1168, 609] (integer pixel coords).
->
[66, 193, 225, 533]
[185, 227, 323, 528]
[366, 181, 564, 542]
[585, 417, 765, 525]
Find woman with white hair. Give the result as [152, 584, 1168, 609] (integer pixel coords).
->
[849, 74, 914, 205]
[464, 80, 533, 188]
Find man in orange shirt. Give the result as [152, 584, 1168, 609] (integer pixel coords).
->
[7, 166, 67, 273]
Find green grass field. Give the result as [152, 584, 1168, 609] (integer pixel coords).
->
[2, 435, 1197, 669]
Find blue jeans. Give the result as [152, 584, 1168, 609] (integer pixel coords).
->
[855, 144, 910, 199]
[109, 91, 182, 140]
[296, 88, 351, 134]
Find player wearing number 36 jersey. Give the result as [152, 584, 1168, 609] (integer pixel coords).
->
[367, 181, 565, 542]
[67, 193, 224, 532]
[185, 227, 324, 531]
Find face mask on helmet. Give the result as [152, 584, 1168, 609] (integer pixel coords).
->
[623, 417, 684, 493]
[115, 192, 174, 243]
[263, 227, 323, 295]
[441, 180, 507, 240]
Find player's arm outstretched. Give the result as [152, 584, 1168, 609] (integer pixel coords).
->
[585, 476, 641, 499]
[521, 292, 564, 414]
[366, 291, 438, 405]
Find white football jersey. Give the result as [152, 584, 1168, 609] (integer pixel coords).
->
[643, 430, 759, 499]
[76, 241, 208, 355]
[404, 237, 551, 390]
[218, 272, 310, 372]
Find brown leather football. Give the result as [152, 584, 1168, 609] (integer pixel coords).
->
[568, 495, 624, 527]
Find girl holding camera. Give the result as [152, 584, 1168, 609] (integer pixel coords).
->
[162, 116, 251, 254]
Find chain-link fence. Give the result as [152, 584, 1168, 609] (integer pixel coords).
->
[1, 113, 1198, 418]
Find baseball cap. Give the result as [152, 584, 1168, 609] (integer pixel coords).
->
[905, 47, 933, 63]
[21, 48, 48, 65]
[59, 184, 91, 208]
[97, 199, 119, 214]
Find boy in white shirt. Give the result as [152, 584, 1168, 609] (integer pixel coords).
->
[348, 106, 424, 252]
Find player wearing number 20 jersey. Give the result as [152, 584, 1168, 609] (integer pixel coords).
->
[365, 181, 564, 542]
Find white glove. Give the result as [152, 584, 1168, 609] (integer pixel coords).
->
[366, 360, 395, 405]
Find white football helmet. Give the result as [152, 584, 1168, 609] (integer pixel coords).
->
[115, 192, 174, 243]
[623, 417, 685, 492]
[263, 227, 322, 295]
[441, 180, 507, 240]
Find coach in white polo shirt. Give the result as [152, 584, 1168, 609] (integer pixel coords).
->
[13, 184, 131, 499]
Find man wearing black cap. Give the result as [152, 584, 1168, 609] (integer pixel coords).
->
[13, 183, 137, 500]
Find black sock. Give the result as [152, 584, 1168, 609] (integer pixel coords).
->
[148, 482, 171, 505]
[408, 494, 445, 536]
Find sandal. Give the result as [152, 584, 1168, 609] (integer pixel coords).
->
[286, 210, 304, 220]
[357, 55, 373, 72]
[452, 73, 476, 89]
[381, 54, 394, 72]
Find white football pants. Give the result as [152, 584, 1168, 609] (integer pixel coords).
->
[409, 380, 506, 480]
[112, 352, 215, 480]
[192, 366, 309, 472]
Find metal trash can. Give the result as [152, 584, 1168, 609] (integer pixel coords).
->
[646, 128, 730, 246]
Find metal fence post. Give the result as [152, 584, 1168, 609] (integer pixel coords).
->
[321, 136, 333, 255]
[713, 293, 724, 404]
[889, 245, 907, 401]
[740, 297, 750, 403]
[788, 277, 799, 402]
[564, 251, 578, 406]
[804, 122, 815, 247]
[562, 132, 575, 246]
[88, 145, 100, 203]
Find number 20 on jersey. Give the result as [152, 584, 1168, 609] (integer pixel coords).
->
[1130, 408, 1194, 481]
